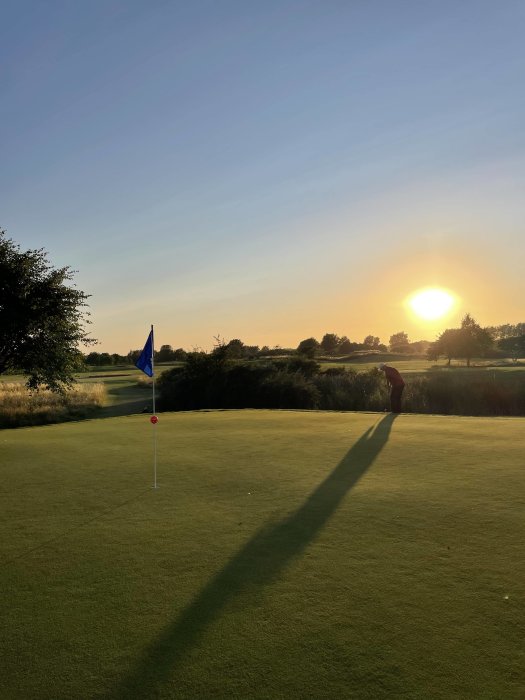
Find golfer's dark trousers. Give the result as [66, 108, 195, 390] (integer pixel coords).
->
[390, 385, 404, 413]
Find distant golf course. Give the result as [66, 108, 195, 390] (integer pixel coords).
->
[2, 410, 524, 699]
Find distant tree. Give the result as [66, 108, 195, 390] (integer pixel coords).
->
[172, 348, 188, 361]
[127, 349, 141, 364]
[409, 340, 430, 354]
[85, 352, 101, 366]
[389, 331, 410, 353]
[338, 337, 355, 354]
[111, 353, 126, 365]
[0, 229, 96, 390]
[156, 344, 174, 362]
[456, 313, 493, 367]
[297, 337, 320, 358]
[498, 335, 525, 362]
[224, 339, 246, 359]
[363, 335, 381, 349]
[486, 322, 525, 340]
[428, 315, 493, 366]
[428, 328, 462, 365]
[320, 333, 340, 354]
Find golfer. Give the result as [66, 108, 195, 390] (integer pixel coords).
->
[378, 363, 405, 413]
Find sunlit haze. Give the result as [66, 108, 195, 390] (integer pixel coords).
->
[407, 288, 456, 322]
[2, 2, 524, 352]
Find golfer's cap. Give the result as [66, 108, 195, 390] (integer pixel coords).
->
[378, 363, 386, 370]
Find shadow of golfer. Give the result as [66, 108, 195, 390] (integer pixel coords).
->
[111, 414, 397, 698]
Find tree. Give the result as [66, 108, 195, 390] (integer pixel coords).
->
[363, 335, 381, 349]
[456, 313, 493, 367]
[428, 314, 493, 366]
[297, 337, 320, 358]
[156, 344, 174, 362]
[172, 348, 188, 361]
[0, 229, 95, 390]
[428, 328, 462, 365]
[320, 333, 340, 354]
[486, 323, 525, 340]
[127, 349, 141, 364]
[86, 351, 102, 366]
[408, 340, 430, 354]
[224, 339, 246, 359]
[98, 352, 112, 366]
[338, 337, 355, 354]
[498, 335, 525, 363]
[389, 331, 409, 353]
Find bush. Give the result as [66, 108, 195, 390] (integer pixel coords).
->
[259, 371, 320, 409]
[157, 356, 525, 417]
[313, 370, 386, 411]
[404, 371, 525, 416]
[157, 358, 320, 411]
[273, 357, 320, 377]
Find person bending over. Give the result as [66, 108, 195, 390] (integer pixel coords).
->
[378, 363, 405, 413]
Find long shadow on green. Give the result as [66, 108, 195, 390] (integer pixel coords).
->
[112, 414, 397, 698]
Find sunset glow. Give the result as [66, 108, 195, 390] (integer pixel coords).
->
[407, 288, 455, 321]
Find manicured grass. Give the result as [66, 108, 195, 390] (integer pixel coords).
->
[1, 410, 524, 699]
[320, 358, 525, 374]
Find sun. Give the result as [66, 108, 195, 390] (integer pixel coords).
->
[407, 287, 455, 321]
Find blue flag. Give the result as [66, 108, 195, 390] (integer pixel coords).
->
[136, 329, 154, 377]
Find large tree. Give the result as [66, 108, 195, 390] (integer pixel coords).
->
[498, 335, 525, 363]
[456, 313, 493, 366]
[297, 337, 320, 358]
[0, 229, 96, 390]
[427, 328, 462, 365]
[389, 331, 410, 352]
[428, 314, 493, 367]
[320, 333, 340, 354]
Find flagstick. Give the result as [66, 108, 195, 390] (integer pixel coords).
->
[151, 324, 158, 490]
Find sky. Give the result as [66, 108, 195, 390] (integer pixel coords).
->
[2, 0, 524, 353]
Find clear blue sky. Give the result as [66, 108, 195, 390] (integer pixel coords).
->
[2, 0, 524, 352]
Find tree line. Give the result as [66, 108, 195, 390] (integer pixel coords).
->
[90, 319, 525, 368]
[428, 315, 525, 366]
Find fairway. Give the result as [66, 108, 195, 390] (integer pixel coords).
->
[1, 411, 524, 699]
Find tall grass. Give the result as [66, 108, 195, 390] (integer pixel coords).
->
[158, 359, 525, 416]
[313, 371, 387, 411]
[0, 383, 106, 428]
[404, 371, 525, 416]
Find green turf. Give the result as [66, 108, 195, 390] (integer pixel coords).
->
[1, 411, 524, 699]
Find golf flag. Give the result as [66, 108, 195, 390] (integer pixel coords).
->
[136, 326, 158, 488]
[136, 329, 154, 377]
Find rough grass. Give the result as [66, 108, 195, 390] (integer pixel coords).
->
[0, 382, 106, 428]
[1, 410, 524, 699]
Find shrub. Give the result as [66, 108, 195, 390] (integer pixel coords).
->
[313, 370, 386, 411]
[404, 371, 525, 416]
[259, 371, 320, 409]
[156, 357, 525, 417]
[157, 358, 320, 411]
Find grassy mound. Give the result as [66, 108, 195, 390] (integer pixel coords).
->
[1, 411, 523, 698]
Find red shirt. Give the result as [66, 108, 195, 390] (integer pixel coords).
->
[383, 366, 405, 387]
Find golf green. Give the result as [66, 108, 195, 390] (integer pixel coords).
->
[1, 411, 523, 699]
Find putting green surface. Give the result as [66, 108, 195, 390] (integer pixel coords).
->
[1, 411, 524, 699]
